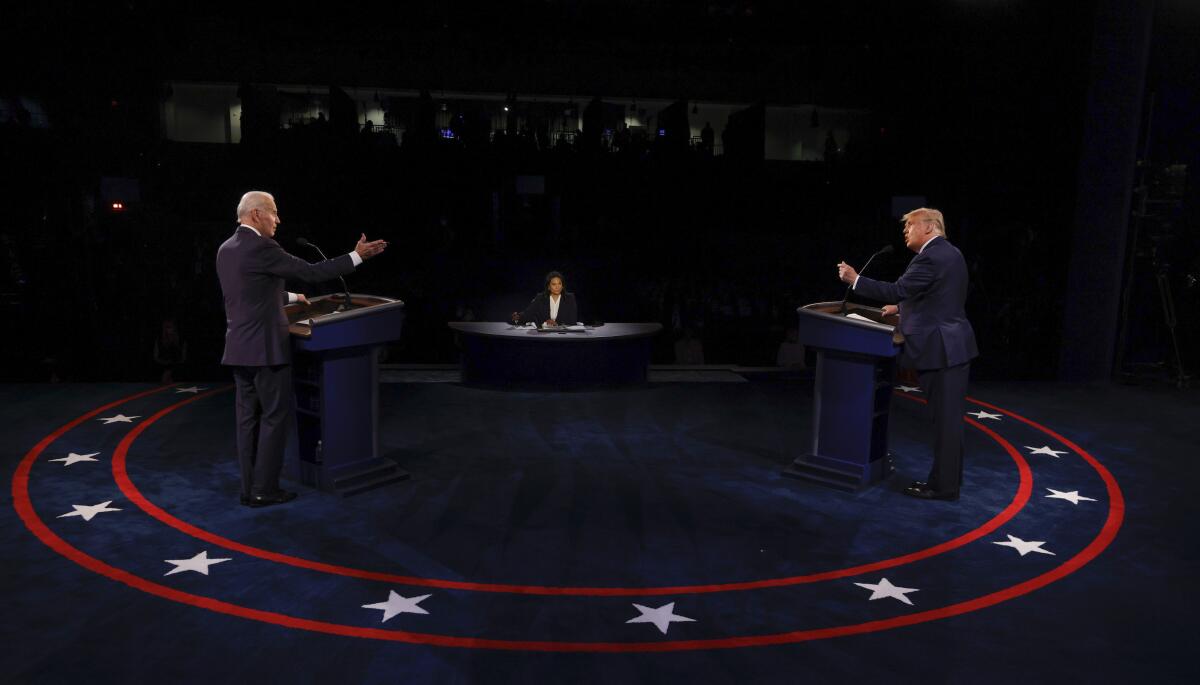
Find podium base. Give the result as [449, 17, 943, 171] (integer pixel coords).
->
[296, 457, 410, 496]
[783, 452, 895, 492]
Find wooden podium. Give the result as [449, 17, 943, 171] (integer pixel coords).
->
[784, 301, 903, 491]
[283, 293, 406, 495]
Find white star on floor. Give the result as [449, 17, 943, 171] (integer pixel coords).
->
[853, 577, 920, 605]
[164, 550, 232, 576]
[48, 452, 100, 466]
[57, 501, 122, 521]
[1045, 488, 1097, 505]
[896, 385, 922, 393]
[993, 534, 1056, 556]
[362, 591, 431, 622]
[174, 386, 204, 394]
[626, 602, 696, 634]
[1025, 445, 1068, 458]
[967, 410, 1002, 420]
[98, 414, 140, 424]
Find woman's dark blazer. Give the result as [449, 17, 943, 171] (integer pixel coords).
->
[518, 292, 578, 325]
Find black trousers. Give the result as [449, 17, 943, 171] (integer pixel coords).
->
[231, 364, 293, 497]
[917, 362, 971, 492]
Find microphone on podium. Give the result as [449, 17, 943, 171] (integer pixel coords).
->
[296, 237, 353, 311]
[840, 244, 894, 314]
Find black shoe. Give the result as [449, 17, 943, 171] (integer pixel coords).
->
[909, 480, 929, 490]
[239, 494, 251, 506]
[904, 484, 959, 501]
[247, 490, 298, 508]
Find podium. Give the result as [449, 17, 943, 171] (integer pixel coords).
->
[283, 293, 406, 495]
[783, 301, 903, 491]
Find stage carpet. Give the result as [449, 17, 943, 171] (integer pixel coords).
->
[2, 377, 1196, 683]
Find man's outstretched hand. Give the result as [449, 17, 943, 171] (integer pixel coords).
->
[836, 261, 858, 285]
[355, 233, 388, 260]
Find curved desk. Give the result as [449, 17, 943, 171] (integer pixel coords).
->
[448, 322, 662, 388]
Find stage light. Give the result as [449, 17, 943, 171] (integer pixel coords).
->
[110, 201, 125, 211]
[503, 106, 509, 112]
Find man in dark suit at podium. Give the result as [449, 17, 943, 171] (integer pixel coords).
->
[837, 208, 977, 500]
[216, 191, 387, 508]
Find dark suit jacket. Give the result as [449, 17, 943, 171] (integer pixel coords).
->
[854, 236, 978, 370]
[518, 292, 578, 325]
[216, 226, 356, 366]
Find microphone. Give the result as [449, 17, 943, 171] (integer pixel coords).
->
[296, 237, 353, 311]
[841, 244, 894, 314]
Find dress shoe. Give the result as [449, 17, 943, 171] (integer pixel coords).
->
[239, 494, 251, 506]
[903, 483, 959, 501]
[247, 490, 298, 508]
[909, 480, 929, 490]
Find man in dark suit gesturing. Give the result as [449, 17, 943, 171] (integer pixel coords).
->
[837, 208, 977, 500]
[216, 191, 387, 508]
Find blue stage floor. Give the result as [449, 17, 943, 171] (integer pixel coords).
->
[2, 379, 1197, 683]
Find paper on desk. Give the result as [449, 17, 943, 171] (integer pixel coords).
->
[846, 313, 876, 323]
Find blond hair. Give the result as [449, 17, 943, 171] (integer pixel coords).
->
[902, 207, 946, 237]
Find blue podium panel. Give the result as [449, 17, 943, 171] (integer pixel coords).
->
[785, 302, 902, 491]
[284, 294, 407, 495]
[448, 322, 662, 389]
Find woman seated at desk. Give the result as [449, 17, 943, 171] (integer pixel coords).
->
[512, 271, 578, 327]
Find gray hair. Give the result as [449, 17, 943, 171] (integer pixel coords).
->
[236, 191, 275, 220]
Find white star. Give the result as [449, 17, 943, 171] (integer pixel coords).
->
[896, 385, 922, 393]
[174, 386, 204, 394]
[1045, 488, 1097, 505]
[98, 414, 140, 424]
[993, 534, 1056, 557]
[362, 591, 431, 622]
[853, 577, 920, 606]
[967, 410, 1002, 420]
[626, 602, 696, 635]
[1025, 445, 1068, 458]
[48, 452, 100, 466]
[57, 500, 122, 522]
[164, 550, 232, 576]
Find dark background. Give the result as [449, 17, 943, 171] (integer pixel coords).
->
[1, 0, 1196, 383]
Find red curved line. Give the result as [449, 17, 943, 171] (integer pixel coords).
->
[11, 384, 180, 520]
[965, 394, 1125, 559]
[106, 390, 1030, 596]
[13, 385, 1122, 651]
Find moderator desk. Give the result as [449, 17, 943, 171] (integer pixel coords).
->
[448, 322, 662, 388]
